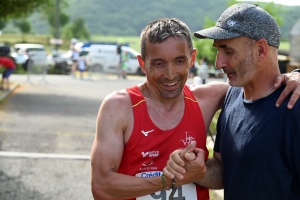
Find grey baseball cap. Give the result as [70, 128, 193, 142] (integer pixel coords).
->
[194, 3, 281, 48]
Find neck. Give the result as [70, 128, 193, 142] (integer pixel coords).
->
[143, 83, 185, 124]
[144, 83, 184, 111]
[243, 72, 280, 100]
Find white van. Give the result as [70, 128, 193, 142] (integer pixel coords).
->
[86, 45, 144, 76]
[11, 43, 47, 65]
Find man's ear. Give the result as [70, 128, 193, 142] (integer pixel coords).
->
[137, 55, 146, 74]
[256, 39, 268, 62]
[190, 48, 197, 68]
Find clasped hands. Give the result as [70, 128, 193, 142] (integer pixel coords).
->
[163, 141, 206, 187]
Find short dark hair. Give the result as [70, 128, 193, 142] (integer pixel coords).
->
[140, 18, 193, 60]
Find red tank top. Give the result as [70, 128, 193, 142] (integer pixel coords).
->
[0, 57, 16, 69]
[119, 85, 209, 200]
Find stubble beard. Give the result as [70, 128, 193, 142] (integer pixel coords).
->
[231, 49, 256, 87]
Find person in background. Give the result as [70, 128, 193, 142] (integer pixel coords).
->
[77, 53, 86, 80]
[0, 55, 16, 91]
[90, 17, 300, 200]
[197, 56, 209, 84]
[163, 4, 300, 200]
[116, 44, 123, 78]
[71, 46, 79, 77]
[121, 50, 129, 79]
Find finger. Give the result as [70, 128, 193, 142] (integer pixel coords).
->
[276, 80, 299, 109]
[287, 87, 300, 109]
[162, 166, 175, 180]
[273, 74, 285, 89]
[164, 158, 186, 180]
[180, 141, 197, 160]
[274, 74, 287, 107]
[275, 73, 300, 108]
[185, 152, 196, 161]
[274, 74, 291, 108]
[171, 150, 185, 167]
[193, 148, 206, 170]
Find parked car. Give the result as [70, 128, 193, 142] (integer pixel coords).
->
[86, 44, 144, 76]
[46, 50, 72, 74]
[11, 43, 47, 71]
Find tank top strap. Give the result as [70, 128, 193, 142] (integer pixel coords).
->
[126, 85, 146, 108]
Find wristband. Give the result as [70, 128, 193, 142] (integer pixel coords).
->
[161, 174, 171, 190]
[292, 68, 300, 73]
[172, 178, 176, 189]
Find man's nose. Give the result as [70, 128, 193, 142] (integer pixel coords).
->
[164, 63, 177, 79]
[215, 53, 226, 70]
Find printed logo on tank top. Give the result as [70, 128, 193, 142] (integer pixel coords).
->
[140, 160, 158, 171]
[138, 132, 196, 172]
[141, 129, 154, 136]
[142, 151, 159, 157]
[180, 131, 196, 146]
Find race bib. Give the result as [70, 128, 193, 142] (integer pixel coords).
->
[136, 172, 197, 200]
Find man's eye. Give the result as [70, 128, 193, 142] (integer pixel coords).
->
[153, 61, 163, 67]
[177, 59, 185, 64]
[224, 49, 233, 54]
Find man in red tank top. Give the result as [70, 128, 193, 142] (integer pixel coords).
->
[90, 18, 300, 200]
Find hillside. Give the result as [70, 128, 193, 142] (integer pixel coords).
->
[3, 0, 300, 40]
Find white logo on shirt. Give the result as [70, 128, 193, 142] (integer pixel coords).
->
[141, 129, 154, 136]
[180, 132, 195, 146]
[142, 161, 154, 167]
[142, 151, 159, 157]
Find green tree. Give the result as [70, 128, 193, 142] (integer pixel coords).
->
[62, 18, 90, 40]
[0, 0, 52, 18]
[40, 0, 69, 38]
[47, 12, 70, 37]
[0, 18, 7, 30]
[193, 17, 218, 65]
[14, 20, 31, 42]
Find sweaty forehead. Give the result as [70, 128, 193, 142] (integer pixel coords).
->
[145, 37, 190, 59]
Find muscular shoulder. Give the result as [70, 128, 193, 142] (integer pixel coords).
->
[97, 88, 134, 143]
[100, 89, 132, 115]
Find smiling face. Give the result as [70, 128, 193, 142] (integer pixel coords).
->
[138, 36, 196, 99]
[214, 36, 257, 87]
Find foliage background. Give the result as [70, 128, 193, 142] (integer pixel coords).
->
[2, 0, 300, 41]
[0, 0, 297, 66]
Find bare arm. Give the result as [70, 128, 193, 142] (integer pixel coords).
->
[190, 81, 228, 131]
[194, 152, 223, 189]
[196, 72, 300, 112]
[90, 91, 163, 199]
